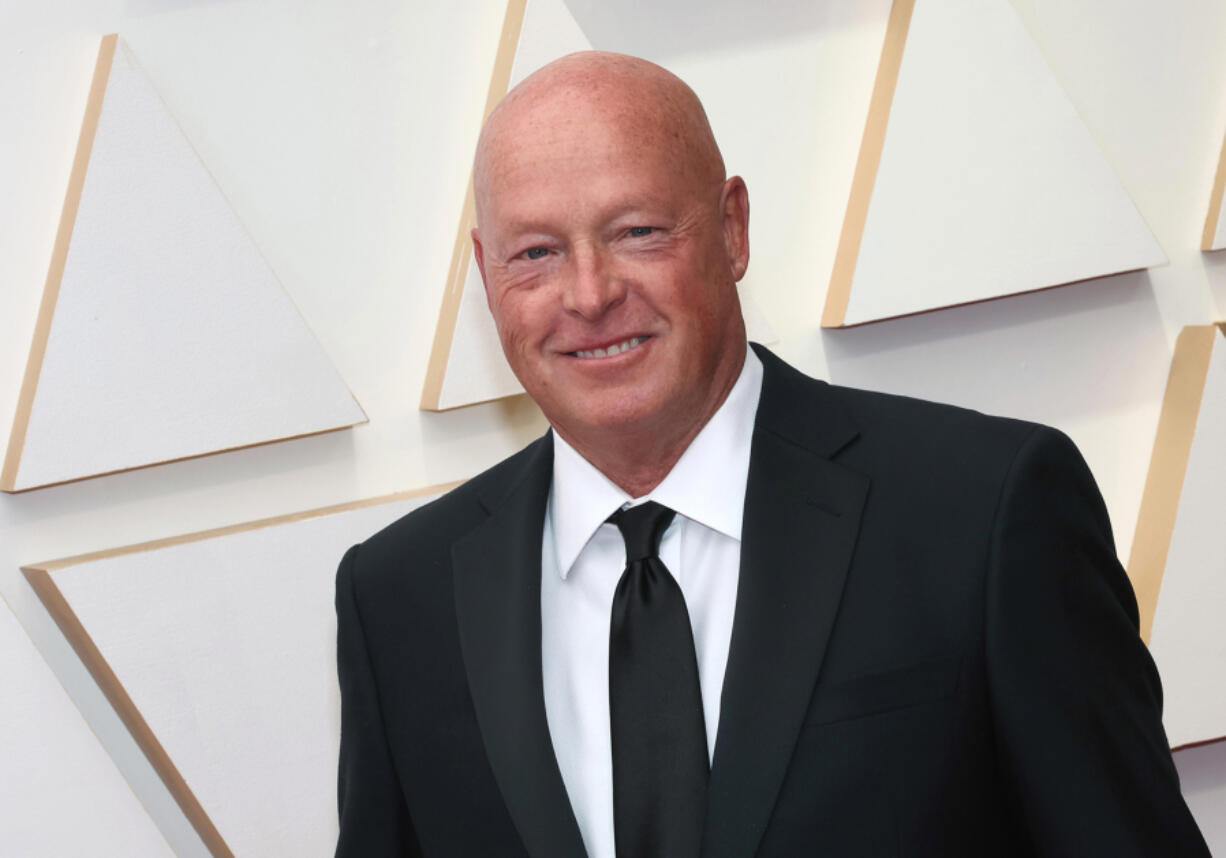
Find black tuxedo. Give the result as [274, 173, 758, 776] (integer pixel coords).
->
[335, 345, 1207, 857]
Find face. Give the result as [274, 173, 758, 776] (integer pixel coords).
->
[472, 89, 749, 446]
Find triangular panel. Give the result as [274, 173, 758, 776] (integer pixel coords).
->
[1129, 324, 1226, 749]
[23, 483, 456, 858]
[421, 0, 775, 411]
[2, 35, 366, 492]
[1203, 128, 1226, 251]
[823, 0, 1165, 328]
[0, 597, 173, 857]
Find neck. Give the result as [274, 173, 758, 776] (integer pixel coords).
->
[554, 346, 746, 498]
[560, 427, 698, 499]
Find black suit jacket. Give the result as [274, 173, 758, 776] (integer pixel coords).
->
[335, 345, 1208, 857]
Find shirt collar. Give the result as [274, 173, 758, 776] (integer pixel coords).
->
[548, 345, 763, 579]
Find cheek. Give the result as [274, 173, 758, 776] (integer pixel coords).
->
[490, 289, 550, 355]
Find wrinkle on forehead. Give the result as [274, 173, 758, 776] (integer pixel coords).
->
[473, 51, 726, 226]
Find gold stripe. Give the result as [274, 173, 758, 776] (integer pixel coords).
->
[25, 564, 235, 856]
[421, 0, 529, 410]
[1202, 131, 1226, 251]
[822, 0, 916, 328]
[1127, 324, 1220, 642]
[3, 35, 118, 491]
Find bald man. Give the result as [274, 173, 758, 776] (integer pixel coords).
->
[335, 53, 1208, 858]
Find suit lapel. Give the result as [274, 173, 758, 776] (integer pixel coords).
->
[452, 434, 589, 858]
[702, 347, 869, 858]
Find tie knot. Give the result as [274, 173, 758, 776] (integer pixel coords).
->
[608, 501, 676, 562]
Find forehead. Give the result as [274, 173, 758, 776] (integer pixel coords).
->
[478, 94, 700, 224]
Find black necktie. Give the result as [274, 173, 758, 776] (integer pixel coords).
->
[607, 501, 708, 858]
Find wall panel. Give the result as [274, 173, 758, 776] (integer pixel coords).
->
[823, 0, 1164, 328]
[3, 35, 365, 493]
[0, 596, 173, 856]
[24, 486, 452, 858]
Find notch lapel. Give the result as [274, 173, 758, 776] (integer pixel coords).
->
[452, 434, 589, 858]
[702, 347, 869, 858]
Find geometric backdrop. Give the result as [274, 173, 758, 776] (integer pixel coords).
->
[2, 35, 365, 492]
[822, 0, 1165, 327]
[3, 0, 1225, 854]
[23, 484, 453, 858]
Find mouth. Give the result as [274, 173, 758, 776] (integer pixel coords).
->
[568, 335, 651, 360]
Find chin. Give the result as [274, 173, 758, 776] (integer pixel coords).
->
[570, 393, 677, 436]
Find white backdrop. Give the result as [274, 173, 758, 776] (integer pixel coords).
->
[0, 0, 1223, 853]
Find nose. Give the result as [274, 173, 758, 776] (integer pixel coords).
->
[562, 243, 626, 320]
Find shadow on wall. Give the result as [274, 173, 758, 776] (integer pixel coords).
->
[1203, 251, 1226, 320]
[818, 270, 1168, 427]
[418, 390, 547, 454]
[564, 0, 887, 60]
[0, 428, 361, 531]
[1173, 740, 1226, 847]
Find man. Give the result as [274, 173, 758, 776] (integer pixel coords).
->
[335, 52, 1208, 857]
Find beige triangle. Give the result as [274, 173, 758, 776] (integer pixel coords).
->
[823, 0, 1165, 328]
[23, 482, 457, 858]
[2, 35, 366, 492]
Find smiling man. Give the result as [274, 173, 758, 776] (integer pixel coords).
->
[469, 54, 748, 499]
[334, 53, 1208, 858]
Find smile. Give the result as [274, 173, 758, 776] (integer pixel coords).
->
[570, 336, 650, 359]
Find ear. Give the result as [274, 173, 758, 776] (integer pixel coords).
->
[719, 176, 750, 281]
[472, 228, 494, 311]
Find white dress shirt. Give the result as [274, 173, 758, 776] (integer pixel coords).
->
[540, 346, 764, 858]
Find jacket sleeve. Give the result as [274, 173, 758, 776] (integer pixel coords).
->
[335, 543, 419, 857]
[984, 426, 1209, 856]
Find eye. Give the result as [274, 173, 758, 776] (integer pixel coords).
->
[627, 226, 654, 238]
[522, 247, 550, 260]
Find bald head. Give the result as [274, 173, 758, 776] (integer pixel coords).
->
[474, 52, 726, 227]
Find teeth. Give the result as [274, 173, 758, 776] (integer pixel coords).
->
[573, 336, 646, 359]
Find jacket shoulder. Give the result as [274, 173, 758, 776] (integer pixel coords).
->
[753, 343, 1048, 467]
[831, 381, 1039, 448]
[817, 379, 1095, 521]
